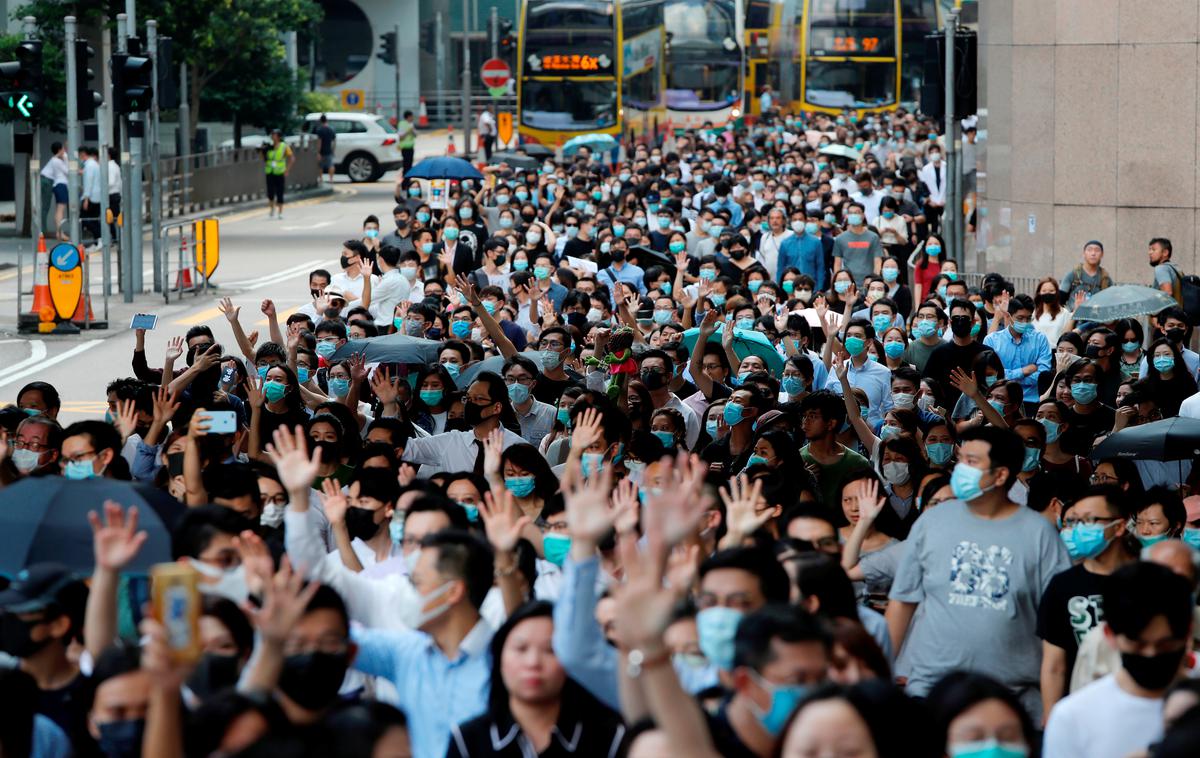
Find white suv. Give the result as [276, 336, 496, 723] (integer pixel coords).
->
[301, 111, 403, 182]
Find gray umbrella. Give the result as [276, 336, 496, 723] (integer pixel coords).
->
[456, 350, 548, 388]
[330, 333, 443, 364]
[1071, 284, 1177, 322]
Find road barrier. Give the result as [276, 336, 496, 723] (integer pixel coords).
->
[159, 216, 220, 303]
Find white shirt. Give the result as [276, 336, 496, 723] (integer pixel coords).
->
[918, 161, 947, 204]
[107, 160, 122, 194]
[850, 189, 884, 223]
[1180, 390, 1200, 419]
[369, 268, 413, 326]
[41, 154, 68, 185]
[330, 270, 375, 302]
[401, 428, 530, 473]
[756, 229, 793, 277]
[661, 393, 701, 448]
[1043, 674, 1163, 758]
[81, 158, 102, 203]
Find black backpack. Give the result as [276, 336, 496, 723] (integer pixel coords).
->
[1167, 263, 1200, 325]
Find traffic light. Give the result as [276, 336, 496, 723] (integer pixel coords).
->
[74, 40, 102, 121]
[111, 52, 154, 114]
[499, 19, 514, 57]
[377, 31, 397, 65]
[0, 39, 44, 121]
[157, 37, 179, 109]
[419, 21, 434, 53]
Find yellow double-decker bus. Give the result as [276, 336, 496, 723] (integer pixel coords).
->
[517, 0, 666, 148]
[744, 0, 939, 119]
[663, 0, 744, 129]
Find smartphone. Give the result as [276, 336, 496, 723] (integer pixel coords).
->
[130, 313, 158, 330]
[150, 563, 202, 665]
[206, 410, 237, 434]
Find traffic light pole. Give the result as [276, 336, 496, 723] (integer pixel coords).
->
[64, 18, 81, 249]
[117, 13, 132, 302]
[461, 0, 471, 156]
[148, 20, 163, 294]
[394, 24, 401, 128]
[22, 16, 41, 248]
[179, 62, 189, 212]
[128, 33, 145, 295]
[943, 9, 959, 263]
[98, 26, 112, 307]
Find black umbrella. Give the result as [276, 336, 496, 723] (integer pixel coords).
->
[626, 245, 675, 274]
[0, 477, 186, 574]
[1091, 417, 1200, 461]
[456, 350, 548, 389]
[489, 151, 540, 170]
[331, 333, 444, 364]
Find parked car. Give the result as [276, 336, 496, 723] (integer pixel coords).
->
[300, 111, 402, 182]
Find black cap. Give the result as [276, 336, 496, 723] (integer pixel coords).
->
[0, 563, 79, 614]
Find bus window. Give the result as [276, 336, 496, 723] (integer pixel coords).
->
[804, 60, 895, 109]
[806, 0, 897, 57]
[526, 0, 616, 50]
[520, 80, 618, 130]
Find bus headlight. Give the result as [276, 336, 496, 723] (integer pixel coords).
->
[731, 107, 741, 118]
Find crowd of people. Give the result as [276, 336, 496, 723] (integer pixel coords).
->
[5, 107, 1200, 758]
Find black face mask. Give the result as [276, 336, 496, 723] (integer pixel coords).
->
[186, 343, 214, 367]
[0, 613, 51, 658]
[610, 248, 626, 262]
[278, 651, 349, 710]
[521, 213, 537, 223]
[97, 719, 146, 758]
[344, 506, 382, 542]
[445, 418, 470, 432]
[949, 317, 973, 339]
[1084, 344, 1103, 359]
[463, 401, 494, 427]
[185, 652, 241, 700]
[640, 369, 667, 391]
[1165, 328, 1187, 344]
[1121, 648, 1185, 691]
[730, 248, 748, 260]
[312, 440, 340, 463]
[493, 252, 507, 267]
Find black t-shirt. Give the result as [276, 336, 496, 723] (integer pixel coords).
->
[40, 672, 101, 757]
[705, 702, 759, 758]
[534, 368, 582, 405]
[700, 434, 752, 477]
[1061, 405, 1115, 456]
[1036, 564, 1113, 688]
[314, 124, 336, 155]
[923, 340, 986, 405]
[561, 237, 595, 260]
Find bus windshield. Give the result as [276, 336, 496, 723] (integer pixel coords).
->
[804, 59, 895, 108]
[806, 0, 897, 57]
[664, 0, 740, 107]
[526, 0, 616, 50]
[520, 80, 618, 130]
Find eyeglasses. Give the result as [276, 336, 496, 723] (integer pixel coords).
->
[1090, 474, 1118, 485]
[505, 375, 534, 386]
[1062, 516, 1121, 529]
[62, 449, 97, 464]
[13, 439, 49, 452]
[535, 518, 569, 534]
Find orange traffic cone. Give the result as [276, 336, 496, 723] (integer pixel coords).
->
[70, 245, 105, 328]
[446, 125, 456, 155]
[418, 97, 429, 128]
[29, 234, 53, 322]
[175, 236, 195, 291]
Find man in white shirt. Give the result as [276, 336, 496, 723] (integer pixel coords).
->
[918, 147, 947, 231]
[363, 245, 412, 326]
[329, 240, 375, 302]
[80, 146, 103, 244]
[639, 349, 700, 447]
[755, 207, 793, 278]
[850, 172, 884, 223]
[402, 372, 527, 474]
[106, 147, 122, 239]
[1043, 562, 1193, 758]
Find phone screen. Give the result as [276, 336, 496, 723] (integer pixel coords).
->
[130, 313, 158, 330]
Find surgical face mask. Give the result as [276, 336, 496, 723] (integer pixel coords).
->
[699, 268, 717, 281]
[696, 606, 743, 671]
[749, 671, 809, 737]
[316, 341, 337, 359]
[586, 307, 604, 322]
[950, 463, 993, 502]
[1182, 527, 1200, 550]
[441, 360, 462, 378]
[892, 392, 915, 409]
[705, 419, 719, 438]
[926, 442, 953, 466]
[882, 461, 909, 485]
[723, 401, 745, 426]
[1022, 446, 1040, 472]
[882, 267, 899, 283]
[263, 380, 288, 403]
[398, 581, 455, 629]
[507, 382, 531, 405]
[12, 447, 44, 473]
[844, 336, 866, 356]
[1058, 522, 1113, 562]
[833, 280, 851, 294]
[872, 314, 892, 334]
[65, 458, 100, 480]
[190, 560, 250, 604]
[1070, 382, 1098, 405]
[296, 367, 310, 384]
[443, 227, 460, 240]
[419, 389, 444, 406]
[736, 316, 756, 330]
[782, 375, 805, 395]
[506, 475, 536, 498]
[1153, 356, 1175, 373]
[913, 319, 937, 339]
[581, 452, 606, 478]
[847, 213, 864, 226]
[653, 309, 673, 325]
[327, 377, 351, 398]
[400, 265, 419, 280]
[542, 533, 572, 566]
[1011, 320, 1033, 335]
[949, 740, 1029, 758]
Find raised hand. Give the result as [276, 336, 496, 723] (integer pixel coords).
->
[234, 529, 276, 599]
[312, 293, 331, 316]
[320, 478, 350, 525]
[479, 490, 533, 554]
[397, 462, 417, 488]
[243, 557, 320, 646]
[370, 365, 400, 406]
[264, 425, 322, 494]
[194, 344, 222, 372]
[246, 330, 260, 348]
[611, 529, 674, 654]
[244, 376, 265, 409]
[698, 308, 720, 338]
[948, 367, 981, 399]
[348, 352, 368, 385]
[164, 336, 184, 363]
[88, 500, 148, 571]
[850, 477, 887, 526]
[569, 407, 603, 455]
[664, 543, 701, 598]
[719, 474, 770, 540]
[482, 427, 504, 479]
[562, 463, 615, 546]
[217, 296, 240, 323]
[261, 299, 277, 318]
[645, 452, 710, 546]
[187, 409, 211, 440]
[114, 398, 140, 442]
[454, 274, 482, 306]
[611, 477, 640, 534]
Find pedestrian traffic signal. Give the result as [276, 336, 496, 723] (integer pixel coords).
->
[378, 31, 397, 66]
[74, 40, 102, 121]
[499, 19, 515, 57]
[111, 52, 154, 114]
[0, 40, 44, 121]
[157, 37, 179, 109]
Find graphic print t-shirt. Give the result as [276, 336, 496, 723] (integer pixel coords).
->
[890, 500, 1072, 698]
[1036, 564, 1112, 677]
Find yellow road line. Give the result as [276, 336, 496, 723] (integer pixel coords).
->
[174, 305, 224, 325]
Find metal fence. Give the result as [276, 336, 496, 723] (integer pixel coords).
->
[422, 90, 517, 125]
[151, 142, 321, 219]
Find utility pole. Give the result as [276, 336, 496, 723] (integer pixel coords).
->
[23, 16, 40, 248]
[435, 12, 446, 123]
[394, 24, 401, 127]
[943, 9, 959, 263]
[490, 6, 498, 59]
[64, 17, 81, 248]
[148, 20, 163, 293]
[128, 13, 144, 296]
[461, 0, 471, 156]
[179, 62, 189, 212]
[98, 26, 111, 305]
[117, 13, 132, 301]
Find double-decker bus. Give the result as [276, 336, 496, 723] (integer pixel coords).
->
[743, 0, 939, 119]
[516, 0, 666, 148]
[663, 0, 744, 129]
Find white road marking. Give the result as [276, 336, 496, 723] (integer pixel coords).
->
[280, 220, 336, 231]
[0, 340, 100, 388]
[222, 260, 327, 288]
[0, 339, 46, 381]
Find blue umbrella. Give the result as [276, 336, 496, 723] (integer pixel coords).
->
[405, 156, 484, 181]
[0, 478, 185, 574]
[681, 325, 784, 376]
[562, 133, 618, 156]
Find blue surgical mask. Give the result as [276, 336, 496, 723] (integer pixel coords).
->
[1022, 447, 1041, 472]
[419, 389, 444, 406]
[723, 401, 745, 426]
[451, 320, 472, 339]
[834, 280, 851, 294]
[507, 382, 531, 405]
[844, 336, 866, 356]
[884, 341, 905, 359]
[651, 430, 675, 448]
[458, 501, 480, 523]
[696, 606, 743, 671]
[1122, 341, 1141, 353]
[750, 672, 809, 737]
[1154, 356, 1175, 373]
[950, 462, 991, 501]
[581, 452, 605, 478]
[441, 361, 462, 378]
[710, 294, 726, 308]
[543, 533, 572, 566]
[64, 458, 99, 480]
[736, 317, 755, 330]
[1011, 320, 1033, 335]
[505, 476, 536, 498]
[557, 407, 571, 427]
[745, 454, 768, 469]
[949, 739, 1030, 758]
[257, 365, 269, 380]
[328, 378, 350, 398]
[926, 442, 954, 466]
[872, 314, 892, 334]
[1070, 382, 1098, 405]
[296, 367, 310, 384]
[913, 320, 937, 339]
[882, 267, 899, 282]
[705, 419, 719, 438]
[388, 519, 404, 546]
[316, 342, 337, 359]
[1137, 532, 1171, 549]
[1061, 522, 1114, 561]
[1182, 527, 1200, 550]
[1039, 418, 1061, 444]
[782, 376, 805, 395]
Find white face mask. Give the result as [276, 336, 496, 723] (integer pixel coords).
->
[260, 503, 286, 528]
[892, 392, 915, 410]
[189, 560, 250, 604]
[399, 580, 455, 630]
[882, 462, 910, 485]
